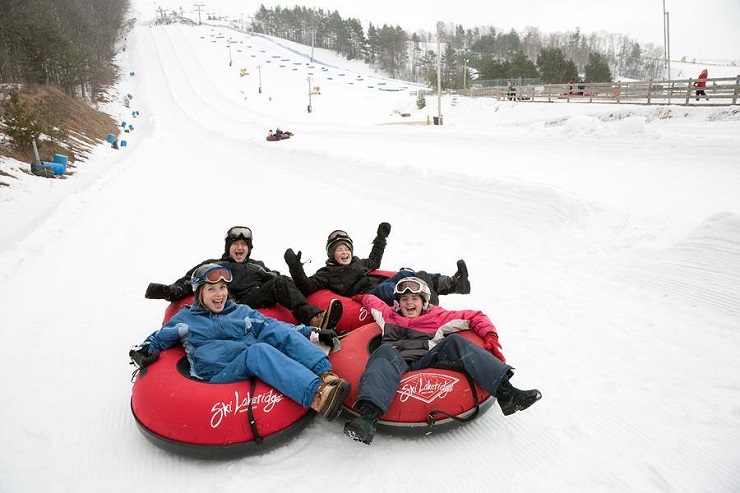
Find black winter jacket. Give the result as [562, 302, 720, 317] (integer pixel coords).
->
[288, 233, 387, 297]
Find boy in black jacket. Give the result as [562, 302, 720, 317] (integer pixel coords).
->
[145, 226, 342, 330]
[284, 222, 470, 306]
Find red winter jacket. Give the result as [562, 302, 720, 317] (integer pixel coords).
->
[696, 69, 708, 88]
[360, 294, 500, 362]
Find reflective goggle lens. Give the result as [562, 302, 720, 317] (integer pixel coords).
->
[327, 229, 349, 241]
[204, 267, 233, 284]
[394, 279, 424, 295]
[227, 226, 252, 240]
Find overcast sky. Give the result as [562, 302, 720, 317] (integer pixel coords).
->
[149, 0, 740, 62]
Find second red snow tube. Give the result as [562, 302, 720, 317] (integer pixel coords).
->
[328, 322, 496, 435]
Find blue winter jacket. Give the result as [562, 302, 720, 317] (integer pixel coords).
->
[141, 299, 313, 381]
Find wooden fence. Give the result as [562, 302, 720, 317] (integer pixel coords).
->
[463, 76, 740, 106]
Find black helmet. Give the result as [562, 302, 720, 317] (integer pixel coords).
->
[224, 226, 253, 256]
[326, 229, 353, 260]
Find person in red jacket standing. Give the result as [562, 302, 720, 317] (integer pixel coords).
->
[694, 68, 709, 101]
[343, 277, 541, 445]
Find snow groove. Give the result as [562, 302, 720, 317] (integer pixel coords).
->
[615, 212, 740, 319]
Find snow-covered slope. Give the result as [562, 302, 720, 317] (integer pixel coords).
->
[1, 15, 739, 493]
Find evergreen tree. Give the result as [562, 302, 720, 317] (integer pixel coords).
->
[442, 43, 457, 89]
[584, 52, 612, 82]
[508, 51, 539, 79]
[416, 91, 426, 109]
[0, 0, 126, 97]
[420, 49, 438, 87]
[499, 29, 521, 58]
[478, 56, 508, 80]
[409, 33, 424, 82]
[365, 23, 379, 65]
[537, 47, 578, 83]
[470, 28, 498, 54]
[345, 18, 365, 61]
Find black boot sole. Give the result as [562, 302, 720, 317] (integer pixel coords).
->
[344, 418, 376, 445]
[500, 389, 542, 416]
[321, 299, 343, 330]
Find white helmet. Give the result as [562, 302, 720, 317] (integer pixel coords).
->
[393, 276, 431, 309]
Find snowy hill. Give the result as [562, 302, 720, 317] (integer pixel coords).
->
[1, 9, 739, 493]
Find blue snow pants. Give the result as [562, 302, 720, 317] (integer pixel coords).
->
[208, 323, 331, 408]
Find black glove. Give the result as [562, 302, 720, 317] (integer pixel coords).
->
[377, 222, 391, 238]
[145, 282, 170, 300]
[166, 284, 189, 302]
[316, 328, 338, 346]
[129, 346, 160, 369]
[284, 248, 302, 267]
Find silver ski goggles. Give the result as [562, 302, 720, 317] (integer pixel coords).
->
[327, 229, 349, 242]
[226, 226, 252, 241]
[394, 279, 426, 295]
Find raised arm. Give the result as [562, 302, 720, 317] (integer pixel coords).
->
[366, 222, 391, 270]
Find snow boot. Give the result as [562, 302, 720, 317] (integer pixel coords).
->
[344, 402, 382, 445]
[431, 260, 471, 298]
[496, 379, 542, 416]
[311, 375, 350, 421]
[452, 259, 470, 294]
[320, 371, 342, 386]
[309, 299, 343, 330]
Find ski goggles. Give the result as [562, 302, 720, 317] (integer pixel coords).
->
[193, 264, 233, 286]
[225, 226, 252, 241]
[394, 278, 427, 296]
[327, 229, 349, 242]
[204, 267, 233, 283]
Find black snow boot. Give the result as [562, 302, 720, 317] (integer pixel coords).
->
[496, 378, 542, 416]
[433, 259, 471, 297]
[344, 402, 382, 445]
[453, 259, 470, 294]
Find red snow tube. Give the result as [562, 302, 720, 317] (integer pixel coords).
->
[305, 270, 396, 334]
[329, 323, 496, 434]
[131, 297, 312, 459]
[266, 131, 293, 141]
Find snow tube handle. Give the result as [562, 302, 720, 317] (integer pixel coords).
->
[247, 378, 263, 444]
[426, 371, 480, 428]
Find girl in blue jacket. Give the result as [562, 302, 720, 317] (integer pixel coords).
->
[130, 263, 350, 421]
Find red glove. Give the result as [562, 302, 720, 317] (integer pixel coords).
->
[351, 294, 367, 304]
[483, 332, 506, 363]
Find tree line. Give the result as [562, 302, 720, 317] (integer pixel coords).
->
[0, 0, 129, 99]
[252, 6, 666, 88]
[0, 0, 662, 98]
[0, 0, 128, 155]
